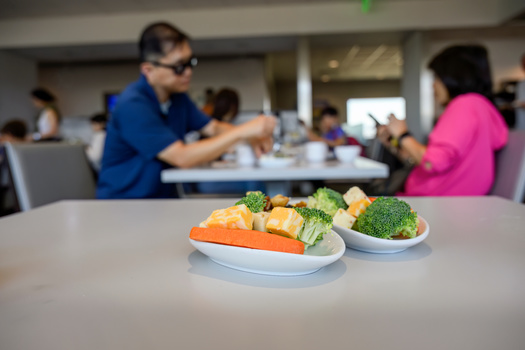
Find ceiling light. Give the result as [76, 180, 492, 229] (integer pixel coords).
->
[321, 75, 331, 82]
[328, 60, 339, 69]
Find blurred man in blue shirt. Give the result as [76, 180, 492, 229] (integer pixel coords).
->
[97, 22, 276, 199]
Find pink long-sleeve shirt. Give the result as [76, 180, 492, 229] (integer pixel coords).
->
[402, 93, 508, 196]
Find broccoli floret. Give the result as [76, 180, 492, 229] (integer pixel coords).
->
[307, 187, 348, 217]
[294, 207, 333, 247]
[355, 197, 418, 239]
[235, 192, 267, 213]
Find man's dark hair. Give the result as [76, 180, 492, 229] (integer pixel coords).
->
[139, 22, 189, 62]
[1, 119, 28, 139]
[321, 106, 339, 118]
[31, 88, 56, 103]
[428, 45, 494, 103]
[90, 113, 108, 124]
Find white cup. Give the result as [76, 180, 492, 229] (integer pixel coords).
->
[305, 141, 328, 163]
[236, 144, 256, 166]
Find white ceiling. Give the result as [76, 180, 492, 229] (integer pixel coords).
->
[2, 0, 523, 82]
[0, 0, 343, 19]
[271, 44, 402, 82]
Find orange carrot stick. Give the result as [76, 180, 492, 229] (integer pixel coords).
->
[190, 227, 305, 255]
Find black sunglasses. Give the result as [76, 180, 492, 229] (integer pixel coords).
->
[149, 57, 198, 75]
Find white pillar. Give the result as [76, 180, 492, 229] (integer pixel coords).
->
[263, 54, 275, 113]
[401, 31, 433, 142]
[297, 37, 312, 127]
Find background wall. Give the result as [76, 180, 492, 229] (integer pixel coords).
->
[38, 57, 268, 118]
[0, 51, 37, 128]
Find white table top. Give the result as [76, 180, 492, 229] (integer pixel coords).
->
[1, 197, 524, 350]
[161, 157, 389, 182]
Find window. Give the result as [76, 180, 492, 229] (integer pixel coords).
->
[346, 97, 406, 140]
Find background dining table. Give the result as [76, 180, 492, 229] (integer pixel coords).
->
[0, 196, 524, 350]
[161, 157, 389, 197]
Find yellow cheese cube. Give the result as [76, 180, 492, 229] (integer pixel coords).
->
[347, 199, 371, 217]
[333, 208, 357, 229]
[266, 207, 304, 239]
[343, 186, 371, 217]
[201, 204, 253, 230]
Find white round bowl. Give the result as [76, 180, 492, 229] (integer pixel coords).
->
[305, 142, 328, 163]
[334, 145, 361, 163]
[332, 216, 430, 254]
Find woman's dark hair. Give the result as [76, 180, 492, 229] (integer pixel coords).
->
[1, 119, 27, 139]
[139, 22, 189, 62]
[428, 45, 494, 103]
[212, 88, 239, 121]
[31, 88, 56, 103]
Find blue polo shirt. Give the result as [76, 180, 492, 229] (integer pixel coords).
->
[97, 75, 211, 199]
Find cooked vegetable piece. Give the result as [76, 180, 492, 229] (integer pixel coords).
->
[354, 197, 418, 239]
[294, 207, 333, 247]
[190, 227, 305, 254]
[307, 187, 348, 217]
[201, 204, 253, 230]
[270, 194, 290, 207]
[266, 207, 304, 239]
[235, 192, 267, 213]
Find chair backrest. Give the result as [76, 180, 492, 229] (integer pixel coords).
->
[5, 142, 96, 211]
[490, 130, 525, 203]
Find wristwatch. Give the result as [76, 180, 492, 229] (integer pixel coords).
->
[396, 131, 411, 148]
[390, 131, 411, 149]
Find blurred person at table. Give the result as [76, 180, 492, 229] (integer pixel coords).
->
[307, 106, 347, 148]
[30, 88, 61, 142]
[85, 113, 108, 172]
[0, 119, 28, 144]
[0, 119, 28, 215]
[377, 44, 508, 196]
[97, 22, 276, 199]
[197, 87, 265, 194]
[201, 88, 215, 116]
[211, 88, 240, 123]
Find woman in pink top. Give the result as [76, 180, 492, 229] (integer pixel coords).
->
[383, 45, 508, 196]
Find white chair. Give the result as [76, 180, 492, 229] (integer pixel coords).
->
[490, 130, 525, 203]
[5, 142, 96, 211]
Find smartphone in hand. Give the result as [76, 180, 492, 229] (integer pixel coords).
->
[367, 113, 382, 126]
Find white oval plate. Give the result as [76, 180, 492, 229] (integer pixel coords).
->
[189, 230, 345, 276]
[257, 156, 296, 168]
[332, 216, 430, 254]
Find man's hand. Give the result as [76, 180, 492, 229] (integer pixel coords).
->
[250, 136, 274, 157]
[241, 115, 277, 139]
[241, 115, 277, 157]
